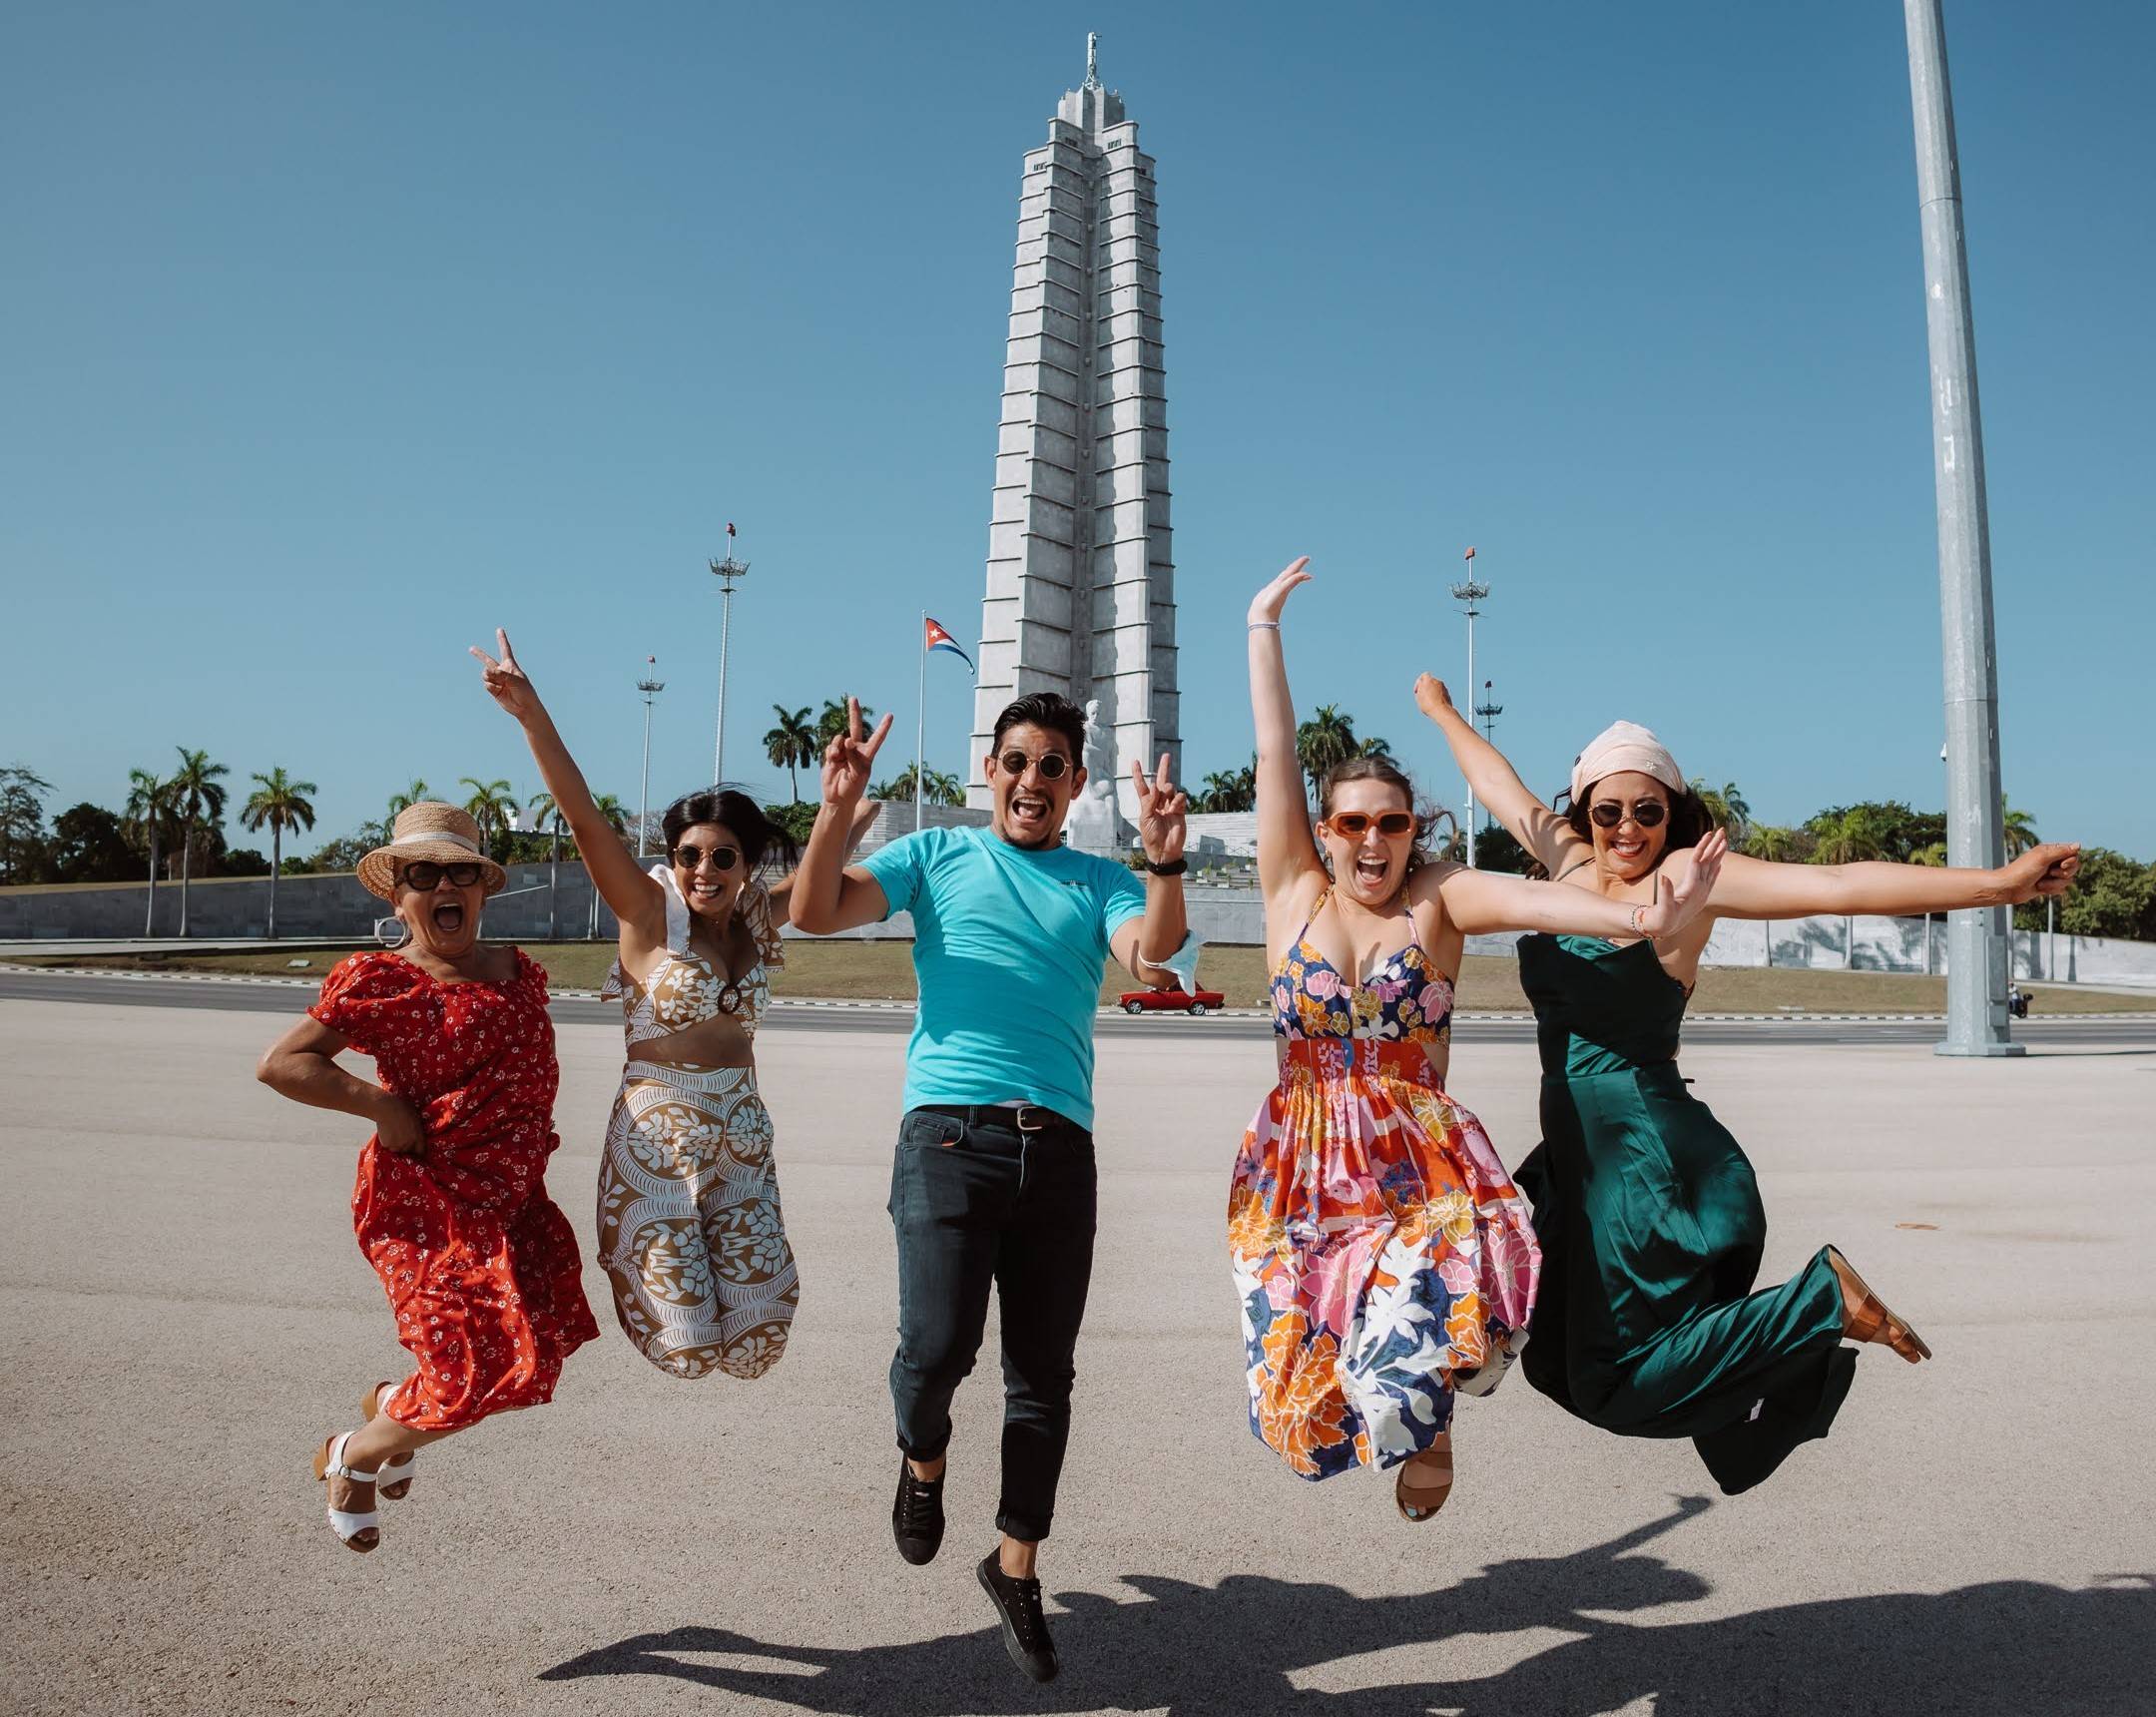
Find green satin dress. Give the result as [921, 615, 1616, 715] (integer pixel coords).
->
[1513, 933, 1855, 1495]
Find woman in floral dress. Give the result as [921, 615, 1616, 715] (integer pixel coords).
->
[258, 802, 598, 1552]
[1233, 560, 1726, 1519]
[474, 629, 868, 1381]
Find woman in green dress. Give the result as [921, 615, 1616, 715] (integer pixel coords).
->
[1418, 680, 2079, 1493]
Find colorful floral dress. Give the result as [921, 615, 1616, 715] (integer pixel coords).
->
[595, 866, 798, 1380]
[308, 949, 598, 1432]
[1228, 890, 1541, 1479]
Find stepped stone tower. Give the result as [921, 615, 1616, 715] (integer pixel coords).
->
[966, 38, 1177, 836]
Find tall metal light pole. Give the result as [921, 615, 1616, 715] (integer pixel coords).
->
[1473, 679, 1504, 866]
[709, 523, 749, 784]
[1904, 0, 2016, 1057]
[1449, 547, 1490, 867]
[637, 658, 665, 858]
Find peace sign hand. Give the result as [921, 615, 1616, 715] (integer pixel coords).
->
[820, 696, 893, 810]
[470, 628, 545, 726]
[1131, 753, 1189, 866]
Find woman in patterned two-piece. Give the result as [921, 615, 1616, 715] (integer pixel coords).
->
[1234, 560, 1726, 1521]
[475, 629, 858, 1381]
[258, 801, 599, 1552]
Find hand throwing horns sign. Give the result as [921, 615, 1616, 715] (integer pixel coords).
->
[821, 696, 895, 809]
[1132, 753, 1189, 865]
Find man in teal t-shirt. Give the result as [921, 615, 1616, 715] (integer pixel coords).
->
[794, 692, 1189, 1685]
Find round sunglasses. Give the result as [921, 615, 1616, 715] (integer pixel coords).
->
[1326, 811, 1416, 839]
[399, 860, 483, 889]
[1589, 799, 1668, 830]
[671, 843, 742, 871]
[996, 749, 1070, 781]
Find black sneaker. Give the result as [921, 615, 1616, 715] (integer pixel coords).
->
[976, 1550, 1059, 1683]
[891, 1459, 944, 1565]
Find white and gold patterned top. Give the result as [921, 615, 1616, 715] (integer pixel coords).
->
[601, 863, 785, 1049]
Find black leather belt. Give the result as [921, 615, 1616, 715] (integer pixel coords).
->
[917, 1102, 1079, 1136]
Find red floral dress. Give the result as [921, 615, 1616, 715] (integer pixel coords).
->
[309, 949, 598, 1431]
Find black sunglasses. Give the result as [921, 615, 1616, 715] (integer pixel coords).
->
[1589, 799, 1668, 830]
[996, 749, 1070, 781]
[672, 843, 741, 871]
[400, 860, 483, 889]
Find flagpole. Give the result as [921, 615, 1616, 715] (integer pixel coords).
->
[915, 610, 927, 833]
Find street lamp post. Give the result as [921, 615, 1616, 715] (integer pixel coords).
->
[1472, 679, 1503, 865]
[1449, 547, 1490, 867]
[637, 659, 665, 858]
[709, 525, 749, 784]
[1904, 0, 2016, 1057]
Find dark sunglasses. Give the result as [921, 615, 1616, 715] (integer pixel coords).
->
[997, 749, 1070, 781]
[672, 843, 741, 871]
[1589, 799, 1668, 830]
[1327, 811, 1416, 839]
[400, 860, 483, 889]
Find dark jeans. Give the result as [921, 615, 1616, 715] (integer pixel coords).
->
[886, 1103, 1097, 1543]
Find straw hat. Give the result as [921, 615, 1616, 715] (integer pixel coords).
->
[357, 803, 508, 900]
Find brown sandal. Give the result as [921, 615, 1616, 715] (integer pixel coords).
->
[363, 1383, 414, 1500]
[1394, 1438, 1454, 1523]
[1829, 1248, 1932, 1364]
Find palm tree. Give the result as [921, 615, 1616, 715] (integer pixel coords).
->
[1196, 770, 1252, 814]
[460, 777, 515, 858]
[764, 705, 818, 804]
[591, 794, 631, 838]
[1690, 779, 1753, 846]
[815, 697, 876, 748]
[124, 768, 177, 935]
[1911, 841, 1948, 866]
[241, 768, 317, 939]
[1745, 825, 1802, 862]
[386, 779, 431, 821]
[170, 747, 230, 937]
[2001, 800, 2037, 859]
[1809, 811, 1883, 866]
[1296, 705, 1359, 805]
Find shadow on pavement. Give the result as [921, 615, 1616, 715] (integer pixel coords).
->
[540, 1495, 2151, 1715]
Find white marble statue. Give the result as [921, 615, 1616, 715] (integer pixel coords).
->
[1065, 698, 1124, 854]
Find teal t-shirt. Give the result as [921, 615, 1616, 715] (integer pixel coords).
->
[858, 825, 1146, 1130]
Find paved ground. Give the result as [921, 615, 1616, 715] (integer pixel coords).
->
[2, 987, 2150, 1716]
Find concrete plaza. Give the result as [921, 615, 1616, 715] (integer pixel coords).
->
[2, 989, 2150, 1716]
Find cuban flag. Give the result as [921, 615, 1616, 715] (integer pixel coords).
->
[924, 616, 974, 672]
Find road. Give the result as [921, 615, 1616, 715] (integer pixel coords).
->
[2, 986, 2150, 1715]
[3, 965, 2151, 1048]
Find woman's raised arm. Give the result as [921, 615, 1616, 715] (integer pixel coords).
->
[1435, 830, 1728, 938]
[1249, 559, 1325, 901]
[1416, 675, 1583, 876]
[1706, 842, 2078, 921]
[472, 628, 665, 933]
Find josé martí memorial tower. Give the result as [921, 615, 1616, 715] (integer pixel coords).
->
[965, 38, 1178, 846]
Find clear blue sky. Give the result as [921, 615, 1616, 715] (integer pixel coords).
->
[4, 1, 2150, 858]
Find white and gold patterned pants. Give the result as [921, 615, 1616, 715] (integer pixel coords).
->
[597, 1061, 799, 1380]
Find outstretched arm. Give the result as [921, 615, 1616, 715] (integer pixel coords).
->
[472, 629, 663, 931]
[791, 697, 899, 934]
[1249, 559, 1325, 900]
[1416, 675, 1584, 875]
[1434, 831, 1728, 937]
[1707, 842, 2079, 920]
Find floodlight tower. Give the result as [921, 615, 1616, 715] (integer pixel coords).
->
[1449, 547, 1490, 866]
[709, 524, 749, 783]
[637, 659, 665, 858]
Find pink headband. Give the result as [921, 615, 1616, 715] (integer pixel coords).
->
[1569, 721, 1683, 803]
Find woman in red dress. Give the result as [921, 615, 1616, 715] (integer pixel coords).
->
[257, 802, 598, 1551]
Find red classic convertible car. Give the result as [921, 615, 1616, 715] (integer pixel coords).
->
[1117, 985, 1227, 1017]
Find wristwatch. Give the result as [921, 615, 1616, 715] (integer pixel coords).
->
[1143, 857, 1188, 876]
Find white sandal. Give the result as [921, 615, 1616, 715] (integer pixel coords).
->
[311, 1431, 381, 1552]
[364, 1383, 414, 1500]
